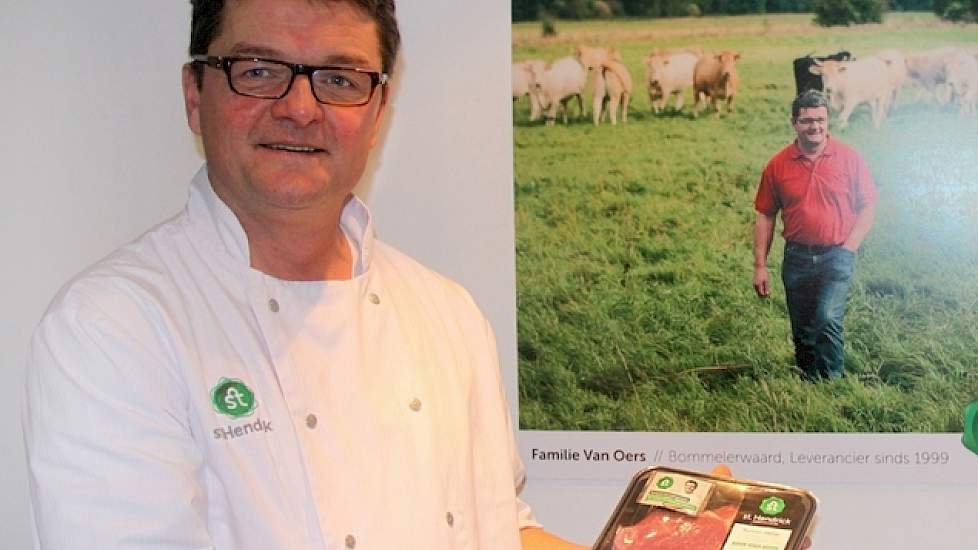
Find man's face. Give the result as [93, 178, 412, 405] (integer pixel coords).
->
[182, 0, 386, 213]
[792, 106, 829, 152]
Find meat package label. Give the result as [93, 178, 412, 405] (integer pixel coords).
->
[721, 523, 792, 550]
[719, 492, 808, 550]
[733, 492, 805, 530]
[638, 471, 714, 516]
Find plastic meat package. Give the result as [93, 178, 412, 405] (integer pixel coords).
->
[593, 467, 817, 550]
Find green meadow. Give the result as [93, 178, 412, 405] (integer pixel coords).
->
[514, 13, 978, 432]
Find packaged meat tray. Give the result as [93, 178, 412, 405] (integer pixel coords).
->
[592, 466, 816, 550]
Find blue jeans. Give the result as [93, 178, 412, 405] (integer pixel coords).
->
[781, 243, 856, 380]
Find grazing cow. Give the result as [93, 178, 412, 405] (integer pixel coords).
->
[591, 60, 633, 125]
[513, 59, 546, 121]
[906, 47, 958, 104]
[945, 51, 978, 115]
[527, 56, 587, 126]
[645, 50, 700, 113]
[575, 45, 626, 117]
[693, 50, 741, 118]
[810, 57, 893, 128]
[874, 49, 908, 113]
[575, 45, 622, 72]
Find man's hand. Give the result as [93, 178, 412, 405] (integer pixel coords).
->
[752, 212, 777, 298]
[710, 464, 733, 477]
[753, 266, 771, 298]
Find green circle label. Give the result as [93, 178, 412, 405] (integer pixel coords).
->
[656, 476, 675, 489]
[211, 378, 257, 418]
[759, 496, 786, 516]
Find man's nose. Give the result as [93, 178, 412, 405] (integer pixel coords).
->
[270, 75, 324, 126]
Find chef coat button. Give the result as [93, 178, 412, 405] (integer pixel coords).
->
[368, 292, 380, 305]
[345, 534, 356, 548]
[268, 298, 280, 313]
[446, 511, 455, 527]
[409, 398, 422, 412]
[305, 414, 318, 429]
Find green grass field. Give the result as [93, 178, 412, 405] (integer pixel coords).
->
[514, 13, 978, 432]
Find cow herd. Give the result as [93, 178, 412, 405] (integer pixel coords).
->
[512, 45, 741, 126]
[810, 46, 978, 128]
[513, 44, 978, 128]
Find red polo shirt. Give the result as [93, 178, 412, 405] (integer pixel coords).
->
[755, 137, 877, 246]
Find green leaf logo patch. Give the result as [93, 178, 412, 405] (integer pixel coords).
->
[759, 496, 786, 516]
[211, 378, 257, 418]
[656, 476, 674, 489]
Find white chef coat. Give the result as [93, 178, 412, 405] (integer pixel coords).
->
[24, 167, 539, 550]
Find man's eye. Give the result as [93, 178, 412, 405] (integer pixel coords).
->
[235, 65, 285, 80]
[317, 71, 364, 90]
[326, 74, 354, 87]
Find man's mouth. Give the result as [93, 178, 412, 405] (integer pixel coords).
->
[260, 143, 325, 154]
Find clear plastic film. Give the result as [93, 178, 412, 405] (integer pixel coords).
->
[593, 467, 816, 550]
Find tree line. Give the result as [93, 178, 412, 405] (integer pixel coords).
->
[512, 0, 950, 21]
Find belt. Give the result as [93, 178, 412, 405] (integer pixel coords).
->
[785, 241, 839, 254]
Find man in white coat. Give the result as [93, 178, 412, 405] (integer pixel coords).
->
[23, 1, 585, 548]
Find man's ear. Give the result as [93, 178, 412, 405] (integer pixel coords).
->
[182, 64, 202, 136]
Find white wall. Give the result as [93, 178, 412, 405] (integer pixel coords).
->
[2, 4, 199, 547]
[4, 2, 977, 550]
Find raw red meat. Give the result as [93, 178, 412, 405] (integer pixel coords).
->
[612, 505, 738, 550]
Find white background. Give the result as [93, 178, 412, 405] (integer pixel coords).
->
[2, 2, 976, 549]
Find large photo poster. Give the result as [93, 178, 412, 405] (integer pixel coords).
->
[513, 9, 978, 437]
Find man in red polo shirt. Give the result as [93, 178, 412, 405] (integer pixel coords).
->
[753, 90, 877, 380]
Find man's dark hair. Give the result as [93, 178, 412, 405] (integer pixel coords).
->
[189, 0, 400, 85]
[791, 90, 829, 120]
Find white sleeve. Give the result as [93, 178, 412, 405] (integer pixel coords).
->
[483, 319, 542, 531]
[516, 488, 543, 529]
[23, 289, 214, 550]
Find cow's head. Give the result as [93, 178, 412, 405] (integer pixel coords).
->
[645, 54, 669, 89]
[809, 60, 846, 110]
[524, 63, 552, 109]
[717, 51, 741, 96]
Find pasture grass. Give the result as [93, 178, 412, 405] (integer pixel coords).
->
[514, 13, 978, 432]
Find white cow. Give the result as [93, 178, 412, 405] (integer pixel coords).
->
[575, 45, 622, 72]
[513, 59, 546, 121]
[645, 50, 700, 113]
[591, 60, 632, 125]
[575, 45, 626, 118]
[873, 49, 907, 113]
[906, 47, 958, 105]
[810, 57, 891, 128]
[528, 56, 587, 126]
[945, 50, 978, 115]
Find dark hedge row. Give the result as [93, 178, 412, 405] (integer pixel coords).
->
[512, 0, 940, 23]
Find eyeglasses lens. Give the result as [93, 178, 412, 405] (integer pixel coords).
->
[228, 59, 375, 105]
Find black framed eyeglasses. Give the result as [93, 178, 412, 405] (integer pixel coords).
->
[191, 55, 389, 106]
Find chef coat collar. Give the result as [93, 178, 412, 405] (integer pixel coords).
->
[187, 165, 375, 278]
